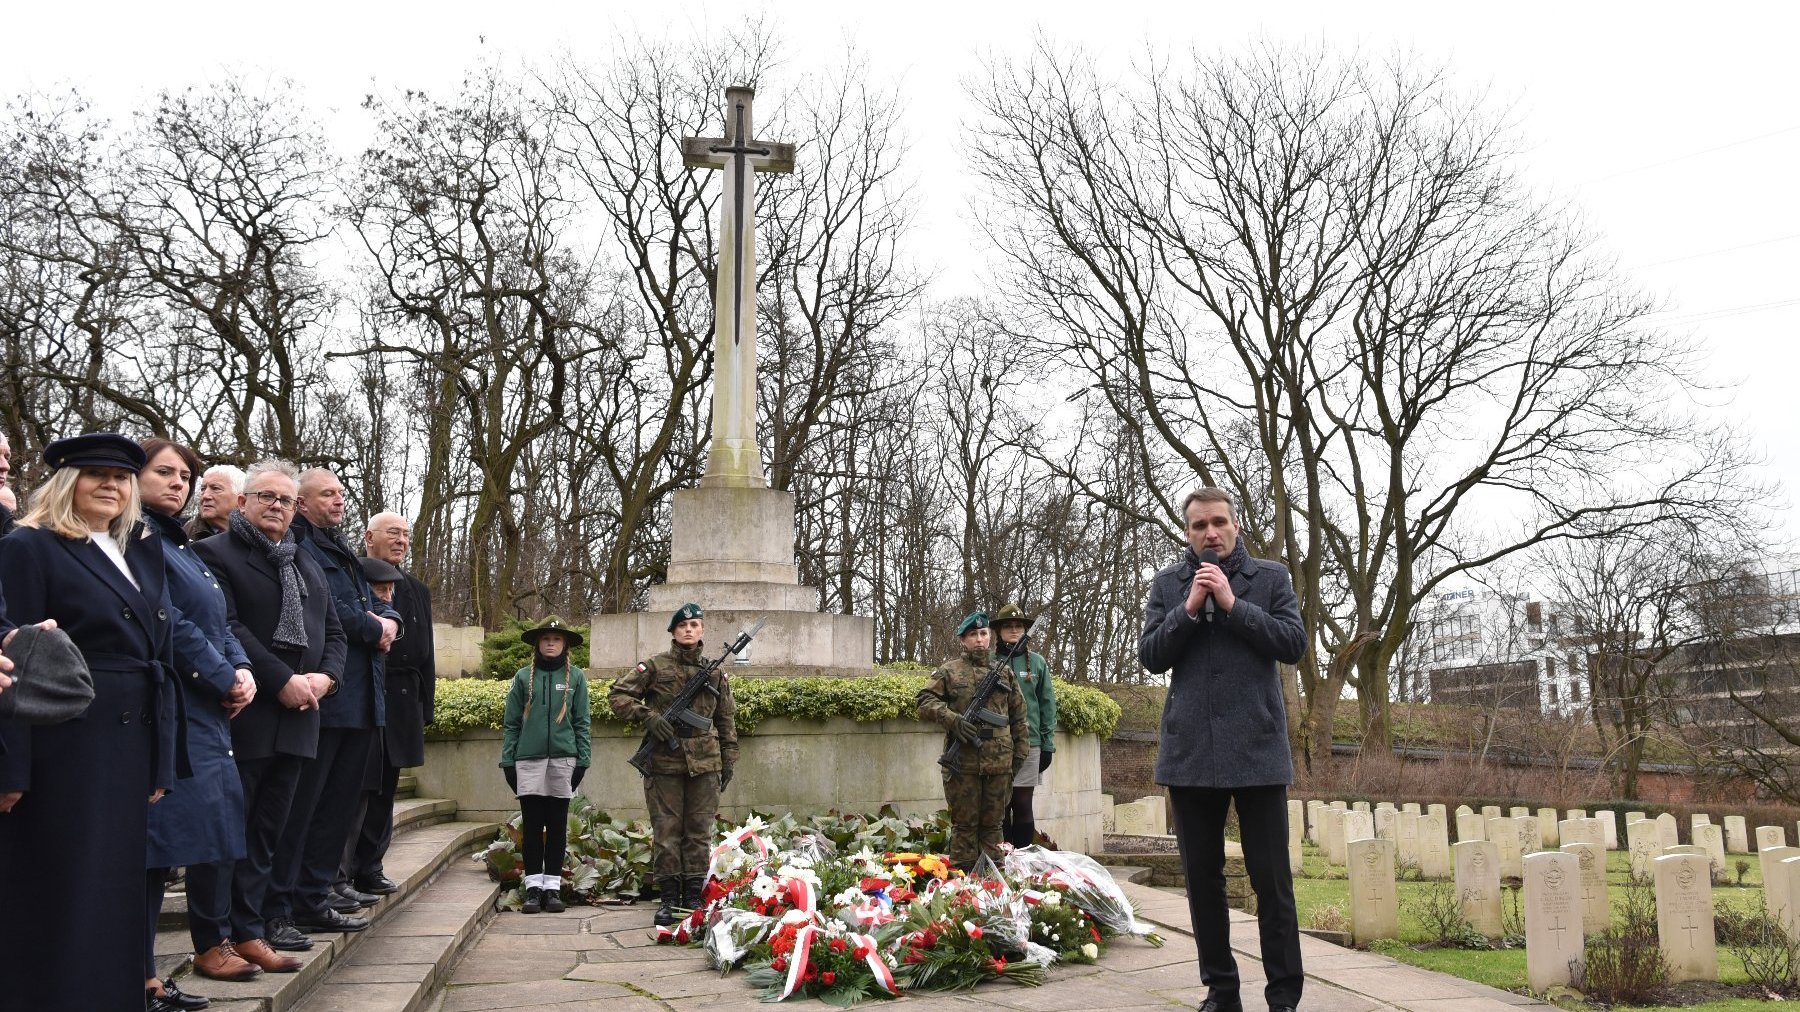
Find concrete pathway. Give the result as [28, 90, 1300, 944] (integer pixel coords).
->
[424, 880, 1550, 1011]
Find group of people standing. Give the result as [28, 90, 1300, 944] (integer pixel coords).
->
[0, 433, 436, 1012]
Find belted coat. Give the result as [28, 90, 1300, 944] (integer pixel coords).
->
[0, 523, 182, 1011]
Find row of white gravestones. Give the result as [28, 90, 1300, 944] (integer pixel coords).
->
[1522, 849, 1718, 990]
[1452, 805, 1619, 850]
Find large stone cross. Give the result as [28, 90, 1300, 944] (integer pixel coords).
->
[681, 86, 795, 489]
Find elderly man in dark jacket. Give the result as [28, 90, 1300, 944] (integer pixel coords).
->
[1140, 487, 1308, 1012]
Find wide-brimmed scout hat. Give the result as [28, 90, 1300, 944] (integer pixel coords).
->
[0, 624, 95, 725]
[667, 602, 704, 632]
[991, 603, 1035, 627]
[522, 615, 584, 648]
[44, 432, 147, 472]
[956, 611, 989, 637]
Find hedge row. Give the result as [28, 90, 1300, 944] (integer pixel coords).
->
[427, 672, 1121, 739]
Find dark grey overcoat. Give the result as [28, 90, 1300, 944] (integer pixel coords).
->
[1139, 544, 1307, 789]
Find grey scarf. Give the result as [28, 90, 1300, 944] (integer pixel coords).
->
[229, 508, 309, 651]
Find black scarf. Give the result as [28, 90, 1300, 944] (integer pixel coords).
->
[1185, 537, 1251, 576]
[229, 508, 308, 651]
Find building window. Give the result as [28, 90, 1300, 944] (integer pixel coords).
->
[1548, 682, 1560, 704]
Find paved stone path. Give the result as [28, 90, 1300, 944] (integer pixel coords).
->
[422, 880, 1549, 1011]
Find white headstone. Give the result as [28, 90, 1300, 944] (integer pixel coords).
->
[1626, 810, 1647, 825]
[1627, 818, 1664, 882]
[1457, 812, 1486, 844]
[1691, 813, 1711, 830]
[1597, 810, 1619, 850]
[1510, 806, 1531, 819]
[1780, 856, 1800, 942]
[1723, 815, 1748, 855]
[1403, 802, 1422, 815]
[1325, 807, 1349, 866]
[1524, 852, 1584, 992]
[1289, 801, 1304, 877]
[1567, 808, 1588, 820]
[1456, 804, 1473, 817]
[1488, 816, 1522, 878]
[1538, 808, 1560, 848]
[1376, 801, 1397, 813]
[1482, 805, 1502, 820]
[1693, 824, 1727, 882]
[1398, 810, 1422, 871]
[1653, 853, 1718, 982]
[1419, 813, 1452, 880]
[1563, 842, 1609, 936]
[1428, 803, 1447, 820]
[1517, 816, 1542, 858]
[1352, 801, 1371, 813]
[1344, 810, 1375, 847]
[1757, 825, 1788, 852]
[1349, 838, 1400, 945]
[1559, 818, 1597, 849]
[1454, 840, 1504, 938]
[1307, 800, 1326, 845]
[1656, 813, 1679, 849]
[1665, 845, 1705, 857]
[1759, 846, 1800, 924]
[1331, 800, 1348, 812]
[1375, 807, 1399, 843]
[1113, 797, 1166, 836]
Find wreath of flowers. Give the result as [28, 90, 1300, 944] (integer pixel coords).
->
[660, 816, 1163, 1006]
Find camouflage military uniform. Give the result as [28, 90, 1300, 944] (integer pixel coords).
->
[916, 647, 1030, 869]
[608, 641, 738, 881]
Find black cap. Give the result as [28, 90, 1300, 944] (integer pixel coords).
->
[358, 556, 405, 584]
[43, 433, 147, 473]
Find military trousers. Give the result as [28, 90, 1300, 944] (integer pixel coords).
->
[944, 771, 1013, 871]
[643, 772, 719, 879]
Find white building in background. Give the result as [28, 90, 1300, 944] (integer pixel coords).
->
[1391, 587, 1591, 717]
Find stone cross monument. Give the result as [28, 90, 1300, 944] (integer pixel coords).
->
[587, 85, 875, 677]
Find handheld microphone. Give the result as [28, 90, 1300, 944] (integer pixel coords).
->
[1198, 548, 1219, 623]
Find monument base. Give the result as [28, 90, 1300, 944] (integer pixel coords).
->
[588, 609, 873, 678]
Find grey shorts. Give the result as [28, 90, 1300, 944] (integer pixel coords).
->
[1013, 746, 1042, 788]
[514, 756, 577, 798]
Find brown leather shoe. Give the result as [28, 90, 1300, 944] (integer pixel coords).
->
[193, 940, 261, 981]
[233, 937, 302, 973]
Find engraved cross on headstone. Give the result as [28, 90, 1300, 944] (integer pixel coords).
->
[1548, 916, 1568, 944]
[1680, 914, 1702, 947]
[680, 86, 796, 489]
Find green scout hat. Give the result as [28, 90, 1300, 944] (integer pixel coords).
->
[522, 615, 584, 648]
[991, 602, 1034, 627]
[668, 602, 705, 632]
[956, 611, 989, 637]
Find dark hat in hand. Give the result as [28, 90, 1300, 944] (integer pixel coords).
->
[667, 602, 704, 632]
[357, 556, 404, 584]
[522, 615, 583, 648]
[0, 624, 95, 725]
[43, 432, 147, 473]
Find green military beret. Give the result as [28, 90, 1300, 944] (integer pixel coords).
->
[992, 602, 1035, 627]
[956, 611, 989, 637]
[668, 602, 705, 632]
[522, 615, 584, 648]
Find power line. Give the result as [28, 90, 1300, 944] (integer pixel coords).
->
[1631, 232, 1800, 269]
[1581, 123, 1800, 185]
[1648, 296, 1800, 324]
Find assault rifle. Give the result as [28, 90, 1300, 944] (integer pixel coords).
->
[627, 618, 766, 779]
[937, 620, 1036, 775]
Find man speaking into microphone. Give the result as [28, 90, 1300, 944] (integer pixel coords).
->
[1140, 487, 1308, 1012]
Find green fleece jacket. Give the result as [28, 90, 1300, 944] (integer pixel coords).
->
[1007, 649, 1057, 752]
[499, 661, 592, 768]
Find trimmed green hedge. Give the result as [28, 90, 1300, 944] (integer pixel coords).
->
[428, 672, 1120, 739]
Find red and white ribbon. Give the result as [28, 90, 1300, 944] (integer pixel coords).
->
[778, 924, 818, 999]
[852, 932, 898, 994]
[784, 876, 816, 914]
[850, 898, 895, 926]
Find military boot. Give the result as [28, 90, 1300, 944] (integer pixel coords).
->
[654, 877, 680, 926]
[682, 875, 706, 910]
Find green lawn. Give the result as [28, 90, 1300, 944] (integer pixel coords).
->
[1292, 842, 1771, 997]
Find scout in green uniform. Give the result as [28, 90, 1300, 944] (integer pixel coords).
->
[498, 617, 592, 915]
[993, 603, 1057, 848]
[915, 611, 1030, 871]
[607, 603, 738, 926]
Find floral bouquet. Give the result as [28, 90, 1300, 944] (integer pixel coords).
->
[1004, 846, 1165, 946]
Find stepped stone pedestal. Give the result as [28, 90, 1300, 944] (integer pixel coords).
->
[588, 485, 874, 677]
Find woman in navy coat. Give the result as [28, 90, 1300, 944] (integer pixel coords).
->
[140, 438, 263, 1005]
[0, 433, 181, 1012]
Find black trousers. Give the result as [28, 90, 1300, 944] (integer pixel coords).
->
[232, 753, 303, 943]
[519, 794, 572, 879]
[1169, 784, 1303, 1008]
[344, 755, 400, 885]
[146, 861, 231, 976]
[269, 727, 373, 920]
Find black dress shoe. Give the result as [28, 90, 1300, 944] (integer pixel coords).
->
[541, 888, 565, 914]
[331, 883, 379, 909]
[327, 891, 365, 913]
[161, 977, 211, 1010]
[292, 907, 369, 933]
[265, 918, 314, 952]
[354, 873, 398, 895]
[149, 993, 188, 1012]
[1269, 1006, 1298, 1012]
[1198, 997, 1244, 1012]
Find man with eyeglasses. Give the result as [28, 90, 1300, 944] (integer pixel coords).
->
[266, 468, 402, 936]
[194, 459, 347, 970]
[338, 513, 435, 899]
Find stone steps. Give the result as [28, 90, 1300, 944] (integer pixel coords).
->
[154, 815, 501, 1012]
[157, 796, 463, 930]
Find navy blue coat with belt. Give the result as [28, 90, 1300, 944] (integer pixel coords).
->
[145, 509, 250, 869]
[194, 526, 347, 761]
[0, 522, 182, 1011]
[1139, 543, 1308, 789]
[292, 514, 397, 731]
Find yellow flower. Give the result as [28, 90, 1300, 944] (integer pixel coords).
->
[917, 855, 951, 880]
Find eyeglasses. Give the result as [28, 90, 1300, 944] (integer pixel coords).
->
[250, 490, 297, 510]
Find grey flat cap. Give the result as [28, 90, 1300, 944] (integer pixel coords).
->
[0, 624, 95, 725]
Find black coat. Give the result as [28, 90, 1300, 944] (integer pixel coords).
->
[195, 528, 348, 762]
[1139, 543, 1308, 789]
[292, 514, 396, 731]
[380, 571, 436, 767]
[0, 523, 181, 1010]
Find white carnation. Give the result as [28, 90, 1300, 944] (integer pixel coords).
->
[751, 875, 778, 900]
[1081, 942, 1098, 959]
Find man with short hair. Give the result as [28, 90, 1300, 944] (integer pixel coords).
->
[266, 468, 401, 934]
[1140, 487, 1308, 1012]
[188, 464, 246, 540]
[195, 460, 347, 972]
[340, 512, 435, 897]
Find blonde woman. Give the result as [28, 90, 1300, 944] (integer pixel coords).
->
[0, 433, 181, 1011]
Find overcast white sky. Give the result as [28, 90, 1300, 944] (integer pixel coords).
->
[8, 1, 1797, 542]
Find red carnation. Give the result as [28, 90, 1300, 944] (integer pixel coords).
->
[771, 956, 787, 972]
[992, 956, 1008, 974]
[903, 950, 924, 965]
[968, 925, 984, 939]
[853, 944, 872, 960]
[1090, 926, 1102, 943]
[803, 968, 818, 983]
[829, 938, 848, 953]
[822, 971, 837, 986]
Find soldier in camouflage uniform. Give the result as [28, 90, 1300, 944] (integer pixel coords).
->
[916, 612, 1030, 871]
[607, 603, 738, 926]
